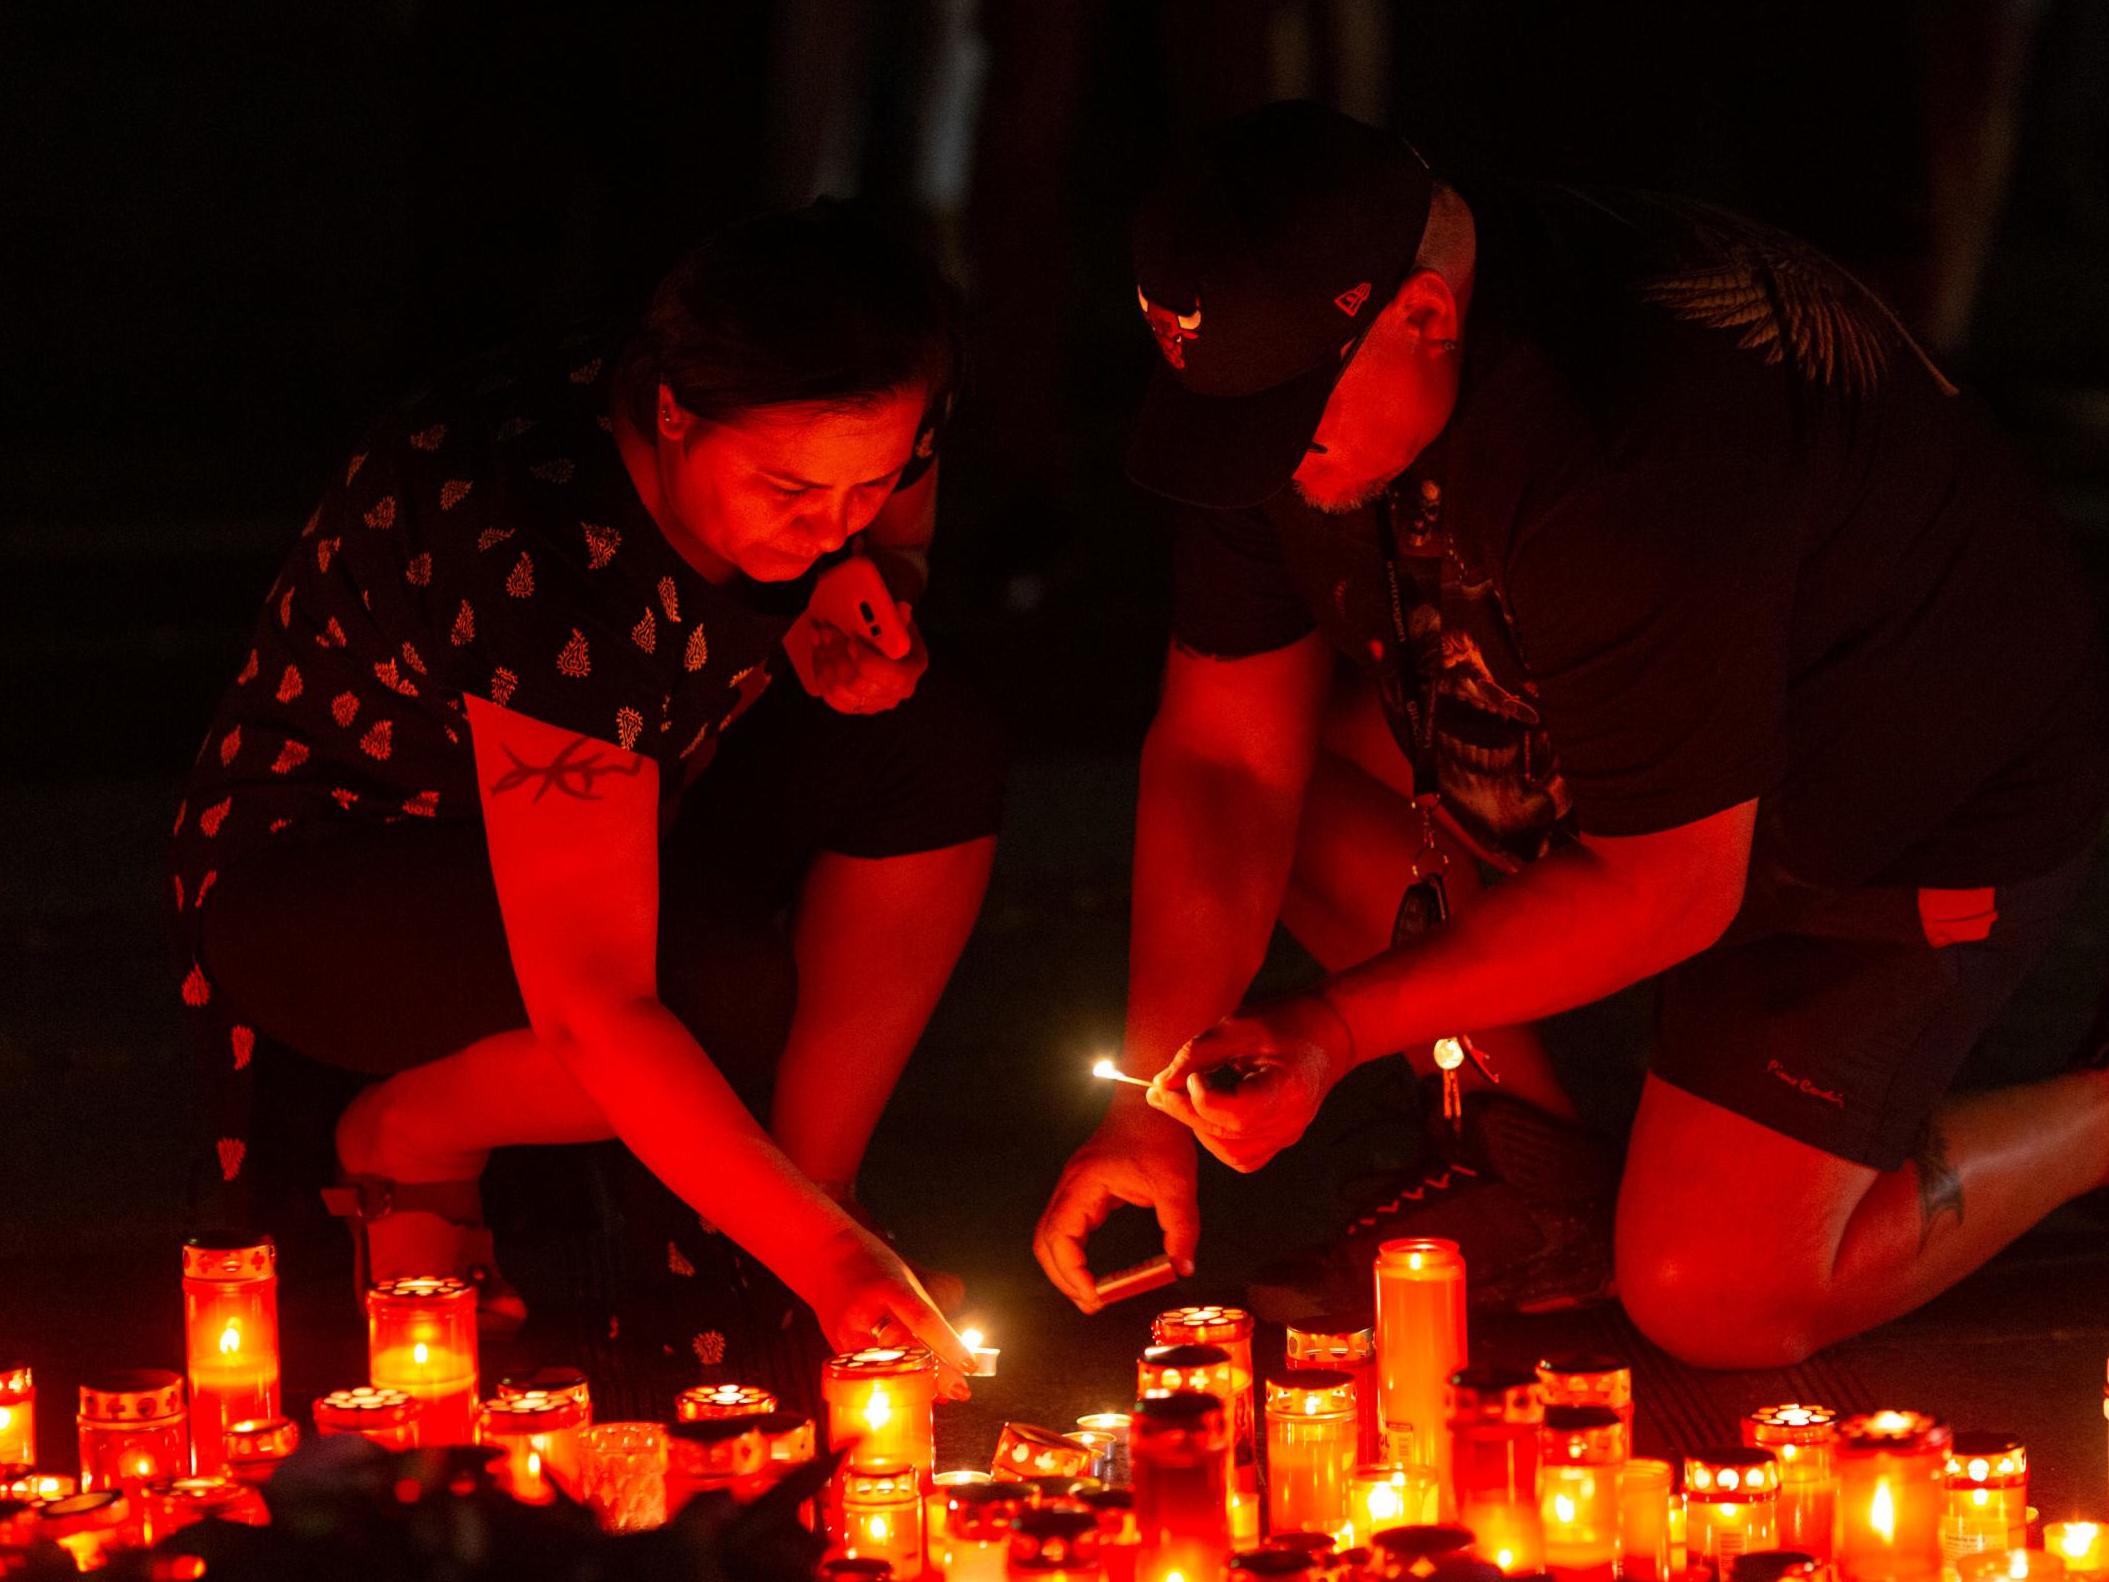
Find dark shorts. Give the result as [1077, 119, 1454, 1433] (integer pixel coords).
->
[1650, 848, 2094, 1170]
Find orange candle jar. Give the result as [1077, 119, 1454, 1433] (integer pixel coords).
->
[1155, 1309, 1259, 1487]
[945, 1481, 1031, 1582]
[1233, 1548, 1319, 1582]
[34, 1490, 131, 1570]
[313, 1386, 423, 1450]
[478, 1393, 586, 1505]
[1375, 1241, 1466, 1511]
[1087, 1488, 1142, 1582]
[1618, 1458, 1674, 1582]
[843, 1463, 926, 1579]
[78, 1370, 189, 1494]
[825, 1349, 939, 1480]
[1009, 1506, 1101, 1580]
[1143, 1347, 1240, 1407]
[0, 1368, 33, 1470]
[496, 1367, 592, 1422]
[181, 1233, 280, 1477]
[1265, 1370, 1358, 1539]
[1534, 1357, 1632, 1437]
[1078, 1415, 1134, 1486]
[2045, 1524, 2107, 1579]
[993, 1424, 1101, 1484]
[1287, 1323, 1379, 1464]
[1684, 1448, 1780, 1570]
[669, 1416, 769, 1516]
[679, 1383, 779, 1422]
[1369, 1523, 1476, 1579]
[366, 1276, 478, 1445]
[1349, 1463, 1440, 1548]
[2, 1470, 72, 1503]
[1744, 1405, 1840, 1562]
[1447, 1367, 1544, 1575]
[1133, 1392, 1232, 1582]
[577, 1421, 669, 1534]
[1539, 1406, 1626, 1580]
[1943, 1434, 2029, 1560]
[139, 1473, 268, 1544]
[1957, 1553, 2067, 1582]
[225, 1416, 300, 1486]
[1836, 1413, 1951, 1582]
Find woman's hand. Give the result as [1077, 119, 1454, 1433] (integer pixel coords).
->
[1033, 1097, 1199, 1314]
[1145, 995, 1356, 1173]
[808, 608, 928, 715]
[805, 1223, 976, 1399]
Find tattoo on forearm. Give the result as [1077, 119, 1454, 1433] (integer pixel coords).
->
[490, 736, 643, 802]
[1911, 1119, 1964, 1251]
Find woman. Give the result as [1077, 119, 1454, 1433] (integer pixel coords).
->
[169, 202, 997, 1394]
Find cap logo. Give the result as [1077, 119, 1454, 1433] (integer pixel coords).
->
[1334, 281, 1372, 317]
[1137, 286, 1203, 370]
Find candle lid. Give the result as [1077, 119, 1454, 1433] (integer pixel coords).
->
[0, 1366, 31, 1395]
[1076, 1412, 1132, 1431]
[478, 1392, 586, 1434]
[1371, 1524, 1476, 1562]
[1017, 1475, 1104, 1505]
[1744, 1404, 1838, 1446]
[950, 1481, 1031, 1540]
[315, 1386, 420, 1427]
[1621, 1457, 1674, 1488]
[1010, 1506, 1101, 1571]
[367, 1274, 476, 1307]
[1685, 1448, 1780, 1497]
[842, 1462, 918, 1501]
[1732, 1555, 1824, 1582]
[1839, 1411, 1952, 1455]
[1447, 1366, 1541, 1421]
[1142, 1343, 1233, 1370]
[1946, 1433, 2027, 1484]
[181, 1230, 276, 1281]
[677, 1382, 777, 1419]
[824, 1346, 935, 1379]
[1233, 1549, 1321, 1577]
[1544, 1403, 1628, 1461]
[1264, 1369, 1356, 1415]
[142, 1474, 259, 1512]
[1265, 1532, 1339, 1560]
[1135, 1390, 1224, 1423]
[1152, 1304, 1253, 1343]
[669, 1413, 771, 1445]
[1286, 1317, 1375, 1347]
[751, 1412, 814, 1460]
[497, 1366, 590, 1404]
[1375, 1237, 1464, 1271]
[33, 1491, 127, 1537]
[226, 1416, 301, 1459]
[819, 1561, 893, 1582]
[78, 1368, 184, 1421]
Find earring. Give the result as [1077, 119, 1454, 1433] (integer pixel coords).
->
[1436, 338, 1459, 353]
[660, 405, 674, 425]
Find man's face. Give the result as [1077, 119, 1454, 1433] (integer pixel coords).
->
[1291, 270, 1464, 515]
[658, 385, 924, 581]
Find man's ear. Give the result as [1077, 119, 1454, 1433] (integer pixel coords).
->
[657, 383, 697, 442]
[1385, 268, 1462, 353]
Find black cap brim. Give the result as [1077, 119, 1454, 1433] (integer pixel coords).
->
[1127, 354, 1337, 510]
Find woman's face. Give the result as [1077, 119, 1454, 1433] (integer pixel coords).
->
[655, 384, 925, 582]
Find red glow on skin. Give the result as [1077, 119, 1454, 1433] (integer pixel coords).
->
[1291, 270, 1467, 516]
[617, 385, 925, 584]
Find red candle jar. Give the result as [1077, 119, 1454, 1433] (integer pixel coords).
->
[1009, 1506, 1102, 1580]
[1836, 1413, 1951, 1582]
[313, 1386, 423, 1450]
[181, 1233, 280, 1477]
[0, 1368, 33, 1470]
[1085, 1488, 1141, 1582]
[1447, 1367, 1545, 1575]
[1617, 1458, 1674, 1582]
[1685, 1447, 1781, 1570]
[1286, 1323, 1379, 1464]
[367, 1276, 478, 1445]
[825, 1349, 938, 1481]
[1538, 1405, 1626, 1580]
[1533, 1356, 1631, 1437]
[34, 1490, 131, 1571]
[668, 1416, 769, 1516]
[78, 1370, 189, 1495]
[945, 1481, 1031, 1582]
[679, 1383, 779, 1422]
[1132, 1392, 1232, 1582]
[1265, 1369, 1358, 1541]
[224, 1416, 300, 1486]
[478, 1392, 587, 1505]
[1744, 1405, 1840, 1563]
[842, 1463, 926, 1579]
[139, 1473, 268, 1544]
[1154, 1309, 1258, 1488]
[1943, 1433, 2029, 1561]
[1375, 1241, 1466, 1512]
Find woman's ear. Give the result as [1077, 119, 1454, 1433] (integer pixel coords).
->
[657, 383, 696, 442]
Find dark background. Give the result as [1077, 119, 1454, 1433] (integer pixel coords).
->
[5, 0, 2109, 1511]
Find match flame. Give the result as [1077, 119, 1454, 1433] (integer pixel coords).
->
[863, 1384, 892, 1434]
[1092, 1059, 1118, 1079]
[1870, 1479, 1895, 1542]
[219, 1320, 242, 1356]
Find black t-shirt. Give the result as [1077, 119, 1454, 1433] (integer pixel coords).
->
[1171, 182, 2109, 889]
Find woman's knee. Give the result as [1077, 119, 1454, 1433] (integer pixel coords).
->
[1615, 1230, 1825, 1369]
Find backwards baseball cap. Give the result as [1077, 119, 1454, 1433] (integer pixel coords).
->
[1128, 101, 1435, 509]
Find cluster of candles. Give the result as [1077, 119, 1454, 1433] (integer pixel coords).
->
[3, 1228, 2107, 1582]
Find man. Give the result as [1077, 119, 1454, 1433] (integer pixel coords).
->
[1033, 102, 2109, 1366]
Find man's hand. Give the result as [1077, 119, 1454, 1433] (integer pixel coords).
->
[1146, 995, 1354, 1173]
[1034, 1101, 1199, 1314]
[787, 603, 929, 715]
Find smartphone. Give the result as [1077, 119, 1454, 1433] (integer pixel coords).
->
[809, 555, 912, 660]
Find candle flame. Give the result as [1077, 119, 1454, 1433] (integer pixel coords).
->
[0, 1408, 10, 1432]
[1870, 1479, 1895, 1542]
[131, 1454, 156, 1478]
[1368, 1484, 1402, 1521]
[2057, 1526, 2100, 1559]
[863, 1384, 892, 1434]
[869, 1516, 890, 1542]
[526, 1451, 542, 1479]
[1496, 1550, 1516, 1572]
[960, 1328, 984, 1352]
[219, 1320, 242, 1355]
[413, 1341, 430, 1366]
[1554, 1493, 1577, 1523]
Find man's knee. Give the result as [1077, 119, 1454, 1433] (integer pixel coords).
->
[1615, 1232, 1825, 1369]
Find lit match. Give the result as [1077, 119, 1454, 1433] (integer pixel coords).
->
[1092, 1058, 1151, 1088]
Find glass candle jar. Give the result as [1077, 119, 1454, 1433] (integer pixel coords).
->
[992, 1423, 1102, 1485]
[1744, 1405, 1840, 1563]
[181, 1233, 280, 1477]
[478, 1392, 587, 1505]
[843, 1463, 926, 1579]
[1617, 1458, 1674, 1582]
[1534, 1357, 1632, 1437]
[1375, 1241, 1466, 1512]
[1266, 1370, 1358, 1539]
[679, 1383, 779, 1422]
[1143, 1347, 1239, 1406]
[224, 1415, 300, 1486]
[577, 1421, 669, 1534]
[2045, 1524, 2107, 1580]
[1233, 1548, 1319, 1582]
[2, 1470, 73, 1503]
[668, 1416, 769, 1516]
[945, 1481, 1030, 1582]
[1154, 1308, 1258, 1480]
[1349, 1464, 1441, 1548]
[1957, 1553, 2067, 1582]
[1287, 1323, 1379, 1464]
[0, 1368, 33, 1470]
[756, 1411, 816, 1468]
[78, 1369, 189, 1494]
[34, 1490, 130, 1571]
[1009, 1506, 1102, 1580]
[825, 1349, 939, 1480]
[313, 1385, 423, 1450]
[1078, 1415, 1133, 1487]
[1538, 1406, 1626, 1579]
[931, 1470, 994, 1544]
[496, 1366, 591, 1422]
[1836, 1412, 1951, 1582]
[1133, 1392, 1232, 1582]
[1448, 1367, 1544, 1575]
[366, 1276, 478, 1445]
[1668, 1492, 1688, 1573]
[1734, 1553, 1828, 1582]
[1943, 1433, 2029, 1560]
[1086, 1488, 1141, 1582]
[1370, 1523, 1478, 1579]
[139, 1473, 268, 1544]
[1684, 1448, 1780, 1569]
